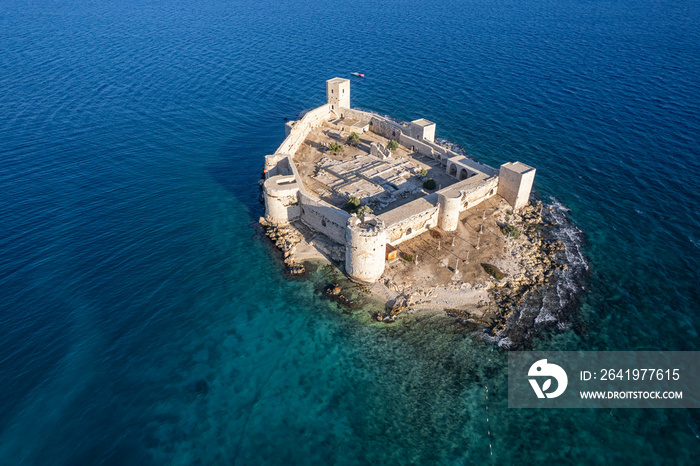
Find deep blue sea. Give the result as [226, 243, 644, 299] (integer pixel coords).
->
[1, 0, 699, 464]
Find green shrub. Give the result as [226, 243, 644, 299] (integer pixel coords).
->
[347, 132, 360, 145]
[346, 196, 361, 210]
[387, 140, 399, 151]
[400, 252, 414, 262]
[501, 224, 520, 239]
[423, 178, 437, 190]
[481, 263, 506, 280]
[329, 142, 344, 154]
[418, 168, 428, 177]
[356, 205, 374, 216]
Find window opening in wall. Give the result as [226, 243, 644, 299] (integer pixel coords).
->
[322, 219, 327, 227]
[406, 227, 412, 235]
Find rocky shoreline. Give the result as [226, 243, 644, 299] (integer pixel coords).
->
[259, 219, 307, 276]
[259, 197, 587, 348]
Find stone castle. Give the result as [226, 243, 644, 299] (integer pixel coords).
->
[262, 78, 535, 283]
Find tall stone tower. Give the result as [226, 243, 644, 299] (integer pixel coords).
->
[345, 214, 386, 283]
[409, 119, 437, 143]
[437, 189, 462, 231]
[497, 162, 536, 210]
[326, 77, 350, 112]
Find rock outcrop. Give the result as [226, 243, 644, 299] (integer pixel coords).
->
[259, 218, 305, 275]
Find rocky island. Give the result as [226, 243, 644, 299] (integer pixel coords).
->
[260, 78, 584, 346]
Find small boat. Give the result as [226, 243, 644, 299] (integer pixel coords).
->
[351, 72, 365, 77]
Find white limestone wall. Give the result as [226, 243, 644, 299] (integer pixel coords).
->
[338, 108, 406, 141]
[345, 216, 387, 283]
[381, 176, 499, 246]
[276, 104, 331, 156]
[284, 120, 296, 137]
[337, 107, 370, 121]
[298, 192, 351, 244]
[398, 133, 436, 157]
[383, 197, 441, 246]
[370, 142, 391, 160]
[461, 176, 499, 208]
[264, 154, 295, 177]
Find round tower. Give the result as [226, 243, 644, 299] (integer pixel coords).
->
[345, 214, 387, 283]
[263, 175, 301, 225]
[437, 189, 462, 231]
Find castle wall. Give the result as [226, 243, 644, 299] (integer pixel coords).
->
[398, 133, 436, 158]
[276, 104, 331, 156]
[379, 176, 499, 246]
[338, 108, 407, 141]
[380, 194, 440, 245]
[385, 206, 440, 245]
[368, 116, 406, 141]
[463, 176, 499, 208]
[298, 192, 351, 244]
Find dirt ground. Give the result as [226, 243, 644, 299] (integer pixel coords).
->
[382, 195, 509, 290]
[293, 121, 457, 213]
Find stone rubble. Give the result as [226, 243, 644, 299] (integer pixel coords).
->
[259, 218, 306, 275]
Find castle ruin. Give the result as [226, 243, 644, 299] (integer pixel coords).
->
[262, 78, 535, 284]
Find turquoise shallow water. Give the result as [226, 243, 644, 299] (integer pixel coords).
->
[1, 0, 699, 463]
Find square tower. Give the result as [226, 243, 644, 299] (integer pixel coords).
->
[497, 162, 536, 210]
[326, 77, 350, 111]
[409, 118, 436, 143]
